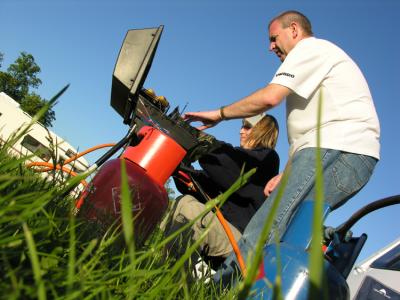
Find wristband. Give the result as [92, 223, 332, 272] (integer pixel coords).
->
[219, 106, 227, 120]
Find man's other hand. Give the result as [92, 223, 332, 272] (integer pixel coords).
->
[264, 173, 282, 196]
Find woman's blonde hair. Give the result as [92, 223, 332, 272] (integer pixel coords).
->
[245, 114, 279, 149]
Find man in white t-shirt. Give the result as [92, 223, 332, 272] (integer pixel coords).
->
[184, 10, 380, 283]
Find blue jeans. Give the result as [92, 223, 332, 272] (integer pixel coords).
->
[213, 148, 377, 284]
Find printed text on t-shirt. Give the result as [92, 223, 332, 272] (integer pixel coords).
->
[276, 72, 295, 78]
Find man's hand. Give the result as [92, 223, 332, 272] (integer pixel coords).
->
[183, 110, 222, 130]
[264, 173, 282, 196]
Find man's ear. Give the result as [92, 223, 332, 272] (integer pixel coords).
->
[290, 22, 298, 39]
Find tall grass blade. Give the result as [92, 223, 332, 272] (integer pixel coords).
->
[119, 158, 136, 298]
[23, 222, 46, 300]
[308, 89, 326, 299]
[67, 199, 77, 293]
[120, 159, 135, 260]
[272, 231, 283, 300]
[34, 84, 69, 125]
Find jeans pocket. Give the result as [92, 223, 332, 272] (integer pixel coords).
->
[332, 153, 375, 196]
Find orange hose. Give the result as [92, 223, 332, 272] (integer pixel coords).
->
[215, 207, 247, 276]
[26, 161, 88, 187]
[26, 143, 116, 188]
[63, 143, 115, 165]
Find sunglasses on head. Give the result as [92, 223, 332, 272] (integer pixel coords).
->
[241, 121, 253, 130]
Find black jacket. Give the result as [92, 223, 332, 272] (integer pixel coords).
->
[175, 142, 279, 233]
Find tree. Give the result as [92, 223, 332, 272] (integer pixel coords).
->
[7, 52, 42, 99]
[0, 52, 55, 127]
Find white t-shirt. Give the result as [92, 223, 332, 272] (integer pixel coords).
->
[271, 37, 380, 159]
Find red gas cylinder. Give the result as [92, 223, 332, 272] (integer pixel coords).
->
[121, 126, 186, 186]
[80, 126, 186, 245]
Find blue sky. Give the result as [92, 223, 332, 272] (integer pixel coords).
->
[1, 0, 399, 263]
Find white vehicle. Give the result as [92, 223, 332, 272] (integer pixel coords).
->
[347, 238, 400, 299]
[0, 92, 89, 177]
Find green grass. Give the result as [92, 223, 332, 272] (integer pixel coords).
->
[0, 143, 327, 299]
[0, 133, 252, 299]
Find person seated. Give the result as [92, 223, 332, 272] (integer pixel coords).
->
[161, 114, 280, 266]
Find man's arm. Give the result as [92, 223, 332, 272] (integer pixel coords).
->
[184, 83, 291, 130]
